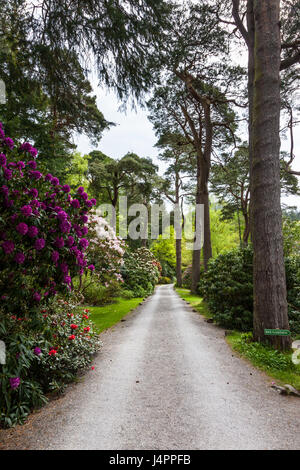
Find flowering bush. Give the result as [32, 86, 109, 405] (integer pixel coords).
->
[0, 297, 101, 428]
[0, 124, 102, 428]
[0, 123, 96, 314]
[121, 248, 160, 297]
[77, 214, 125, 304]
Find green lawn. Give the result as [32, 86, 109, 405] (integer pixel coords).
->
[88, 297, 143, 333]
[227, 331, 300, 390]
[175, 287, 212, 319]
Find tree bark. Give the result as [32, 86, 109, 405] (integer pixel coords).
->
[242, 210, 251, 245]
[176, 237, 182, 287]
[252, 0, 291, 350]
[191, 153, 212, 293]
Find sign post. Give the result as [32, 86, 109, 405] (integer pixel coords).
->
[264, 329, 291, 337]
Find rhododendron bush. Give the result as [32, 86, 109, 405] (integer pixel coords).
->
[122, 247, 161, 297]
[77, 214, 125, 304]
[0, 123, 96, 314]
[0, 298, 101, 428]
[0, 124, 101, 428]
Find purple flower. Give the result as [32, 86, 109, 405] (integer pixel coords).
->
[51, 251, 60, 263]
[34, 238, 46, 251]
[30, 147, 38, 158]
[79, 238, 89, 250]
[77, 187, 85, 195]
[29, 188, 38, 198]
[30, 170, 42, 180]
[81, 192, 88, 201]
[30, 200, 40, 208]
[21, 205, 32, 217]
[51, 177, 59, 186]
[28, 160, 37, 170]
[55, 237, 64, 249]
[88, 264, 95, 272]
[34, 347, 42, 356]
[2, 240, 14, 254]
[45, 173, 53, 182]
[16, 223, 28, 235]
[71, 199, 80, 209]
[81, 215, 88, 223]
[17, 161, 25, 170]
[62, 184, 71, 193]
[15, 252, 26, 264]
[33, 292, 41, 302]
[4, 137, 14, 149]
[67, 236, 74, 247]
[57, 210, 68, 221]
[19, 142, 32, 153]
[63, 275, 72, 286]
[90, 198, 97, 206]
[1, 185, 9, 195]
[60, 221, 71, 234]
[0, 153, 6, 166]
[60, 262, 69, 274]
[3, 168, 12, 180]
[28, 226, 39, 238]
[9, 377, 20, 390]
[86, 200, 93, 208]
[82, 227, 88, 235]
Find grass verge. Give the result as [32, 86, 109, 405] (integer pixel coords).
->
[175, 287, 211, 319]
[87, 297, 143, 333]
[227, 331, 300, 390]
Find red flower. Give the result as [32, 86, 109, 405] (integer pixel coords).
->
[82, 314, 89, 320]
[84, 309, 89, 313]
[69, 335, 76, 341]
[84, 327, 90, 333]
[91, 366, 95, 370]
[70, 324, 78, 330]
[48, 349, 57, 356]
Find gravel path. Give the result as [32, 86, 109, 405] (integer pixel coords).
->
[1, 284, 300, 450]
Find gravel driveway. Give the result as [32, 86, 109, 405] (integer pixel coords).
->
[1, 284, 300, 450]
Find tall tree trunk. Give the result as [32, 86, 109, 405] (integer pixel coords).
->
[191, 162, 202, 294]
[191, 158, 212, 293]
[176, 237, 182, 287]
[242, 210, 251, 246]
[252, 0, 290, 350]
[247, 0, 255, 244]
[201, 187, 212, 269]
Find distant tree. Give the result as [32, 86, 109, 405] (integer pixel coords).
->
[211, 145, 251, 245]
[155, 133, 193, 286]
[148, 2, 244, 292]
[88, 151, 158, 210]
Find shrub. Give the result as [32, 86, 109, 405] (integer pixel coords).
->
[0, 123, 96, 315]
[199, 246, 300, 333]
[120, 289, 135, 299]
[0, 297, 101, 428]
[159, 276, 172, 285]
[182, 265, 193, 289]
[286, 256, 300, 334]
[121, 248, 160, 297]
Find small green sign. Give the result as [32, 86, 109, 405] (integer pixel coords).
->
[264, 329, 291, 336]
